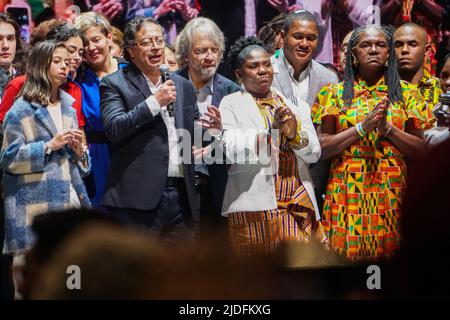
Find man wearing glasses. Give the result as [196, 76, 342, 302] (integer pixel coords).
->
[100, 17, 199, 246]
[174, 17, 241, 240]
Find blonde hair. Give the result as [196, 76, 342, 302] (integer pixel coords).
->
[74, 12, 111, 36]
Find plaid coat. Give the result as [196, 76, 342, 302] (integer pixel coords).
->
[1, 91, 91, 254]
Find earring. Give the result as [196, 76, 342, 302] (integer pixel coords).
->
[352, 55, 359, 66]
[385, 60, 389, 67]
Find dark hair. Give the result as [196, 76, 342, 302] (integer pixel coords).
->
[0, 13, 25, 66]
[31, 208, 120, 266]
[257, 12, 287, 55]
[123, 16, 164, 61]
[228, 36, 268, 70]
[47, 24, 88, 47]
[30, 19, 66, 46]
[20, 40, 67, 106]
[321, 63, 342, 81]
[343, 24, 403, 106]
[282, 10, 319, 35]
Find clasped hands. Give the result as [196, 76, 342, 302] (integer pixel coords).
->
[360, 99, 392, 137]
[47, 129, 85, 159]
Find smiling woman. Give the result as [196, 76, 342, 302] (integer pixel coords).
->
[73, 12, 128, 207]
[220, 36, 325, 256]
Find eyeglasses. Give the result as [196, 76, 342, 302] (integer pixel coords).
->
[133, 37, 165, 49]
[193, 47, 221, 57]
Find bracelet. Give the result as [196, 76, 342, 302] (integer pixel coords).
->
[356, 122, 367, 138]
[383, 125, 393, 138]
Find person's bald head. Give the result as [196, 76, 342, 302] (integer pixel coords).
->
[393, 23, 430, 76]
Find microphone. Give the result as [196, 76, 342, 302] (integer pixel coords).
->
[159, 64, 174, 117]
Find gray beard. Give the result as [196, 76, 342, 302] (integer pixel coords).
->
[199, 66, 218, 82]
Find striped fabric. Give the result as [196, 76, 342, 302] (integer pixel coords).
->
[227, 94, 327, 256]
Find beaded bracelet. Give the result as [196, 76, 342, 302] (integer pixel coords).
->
[356, 122, 367, 138]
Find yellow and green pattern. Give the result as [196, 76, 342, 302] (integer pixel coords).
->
[413, 69, 442, 128]
[311, 77, 429, 260]
[227, 94, 327, 256]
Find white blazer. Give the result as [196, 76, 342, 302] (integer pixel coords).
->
[219, 87, 321, 220]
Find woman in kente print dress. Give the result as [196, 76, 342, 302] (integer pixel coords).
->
[311, 25, 430, 260]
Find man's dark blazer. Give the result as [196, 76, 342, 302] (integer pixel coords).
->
[177, 68, 241, 213]
[100, 63, 198, 216]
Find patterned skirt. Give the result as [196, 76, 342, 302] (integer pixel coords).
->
[228, 175, 327, 256]
[322, 157, 405, 261]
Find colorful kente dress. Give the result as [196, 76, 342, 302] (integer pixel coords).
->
[311, 77, 428, 260]
[228, 94, 327, 256]
[414, 69, 442, 129]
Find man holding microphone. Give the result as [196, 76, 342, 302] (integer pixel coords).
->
[100, 17, 199, 244]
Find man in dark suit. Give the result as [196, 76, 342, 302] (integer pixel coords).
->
[100, 17, 198, 244]
[174, 17, 241, 238]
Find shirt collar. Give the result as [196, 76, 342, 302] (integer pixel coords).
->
[281, 48, 312, 82]
[189, 72, 214, 96]
[417, 69, 437, 88]
[354, 77, 388, 96]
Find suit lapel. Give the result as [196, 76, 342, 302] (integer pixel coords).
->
[272, 54, 295, 98]
[124, 63, 152, 99]
[307, 61, 321, 107]
[60, 90, 76, 130]
[34, 103, 58, 137]
[241, 91, 265, 129]
[212, 74, 223, 107]
[174, 79, 185, 130]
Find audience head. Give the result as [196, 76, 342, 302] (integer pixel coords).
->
[74, 12, 112, 70]
[0, 13, 23, 72]
[175, 17, 224, 83]
[30, 19, 66, 46]
[228, 36, 272, 98]
[440, 53, 450, 93]
[339, 31, 353, 72]
[393, 23, 429, 78]
[164, 43, 179, 72]
[281, 10, 319, 72]
[47, 24, 87, 77]
[123, 17, 165, 74]
[343, 24, 402, 106]
[111, 26, 124, 58]
[257, 12, 287, 55]
[31, 221, 277, 299]
[21, 40, 69, 106]
[18, 209, 120, 299]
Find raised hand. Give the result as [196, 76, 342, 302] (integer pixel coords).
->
[154, 0, 178, 19]
[266, 0, 290, 13]
[198, 105, 222, 131]
[272, 106, 297, 139]
[154, 80, 177, 107]
[46, 130, 76, 151]
[67, 129, 84, 158]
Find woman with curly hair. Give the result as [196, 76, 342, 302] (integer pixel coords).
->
[218, 36, 326, 256]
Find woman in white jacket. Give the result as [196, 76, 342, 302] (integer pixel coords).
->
[214, 37, 327, 255]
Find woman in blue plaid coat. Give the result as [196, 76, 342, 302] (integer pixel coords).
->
[0, 41, 91, 255]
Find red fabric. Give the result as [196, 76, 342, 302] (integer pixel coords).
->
[63, 80, 86, 128]
[0, 75, 26, 123]
[0, 75, 86, 127]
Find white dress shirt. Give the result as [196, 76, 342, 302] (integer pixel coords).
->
[282, 49, 311, 103]
[143, 76, 184, 178]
